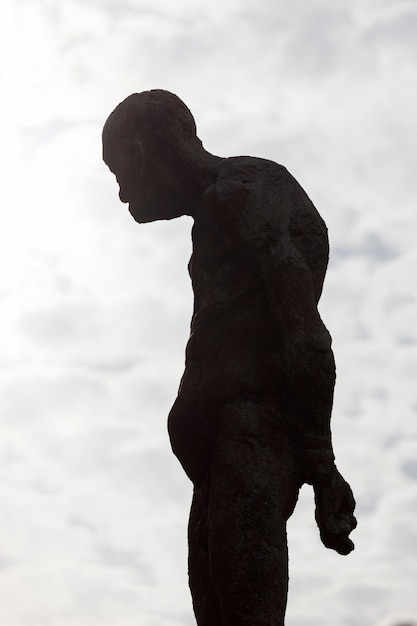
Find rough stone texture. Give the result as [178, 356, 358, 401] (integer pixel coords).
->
[103, 89, 357, 625]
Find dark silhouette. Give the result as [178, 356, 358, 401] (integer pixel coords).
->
[102, 89, 356, 625]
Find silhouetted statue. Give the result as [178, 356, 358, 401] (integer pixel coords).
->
[102, 90, 356, 625]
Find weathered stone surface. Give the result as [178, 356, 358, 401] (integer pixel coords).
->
[103, 89, 356, 625]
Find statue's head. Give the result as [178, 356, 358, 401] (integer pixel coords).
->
[102, 89, 209, 223]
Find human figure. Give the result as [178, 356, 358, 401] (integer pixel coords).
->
[102, 89, 356, 626]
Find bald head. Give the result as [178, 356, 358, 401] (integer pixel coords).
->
[103, 90, 200, 164]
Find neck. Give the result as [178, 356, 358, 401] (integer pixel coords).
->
[185, 150, 224, 219]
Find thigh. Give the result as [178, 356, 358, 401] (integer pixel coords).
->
[211, 400, 300, 519]
[188, 484, 222, 625]
[207, 401, 300, 624]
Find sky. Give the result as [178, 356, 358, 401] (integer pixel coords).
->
[0, 0, 416, 625]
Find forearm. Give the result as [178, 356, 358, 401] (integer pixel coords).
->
[284, 330, 337, 484]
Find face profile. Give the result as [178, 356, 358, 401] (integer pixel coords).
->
[103, 124, 177, 224]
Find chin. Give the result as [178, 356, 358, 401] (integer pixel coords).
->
[128, 203, 155, 223]
[129, 200, 185, 223]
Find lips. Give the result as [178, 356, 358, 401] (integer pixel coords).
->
[119, 188, 129, 203]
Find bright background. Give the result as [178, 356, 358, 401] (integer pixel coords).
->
[0, 1, 416, 625]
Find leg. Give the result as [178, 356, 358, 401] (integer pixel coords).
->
[188, 481, 222, 625]
[207, 401, 300, 625]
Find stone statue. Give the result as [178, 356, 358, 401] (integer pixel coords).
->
[102, 90, 356, 625]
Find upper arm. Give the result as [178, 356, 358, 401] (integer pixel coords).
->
[264, 241, 329, 344]
[204, 160, 330, 339]
[239, 172, 329, 335]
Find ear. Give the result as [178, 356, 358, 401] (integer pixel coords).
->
[131, 137, 145, 180]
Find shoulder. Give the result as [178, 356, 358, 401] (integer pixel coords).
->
[204, 156, 292, 203]
[200, 157, 292, 228]
[197, 155, 328, 250]
[200, 156, 325, 237]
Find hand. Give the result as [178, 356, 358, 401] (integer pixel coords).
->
[313, 466, 357, 555]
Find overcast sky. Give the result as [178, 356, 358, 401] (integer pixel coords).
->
[0, 1, 417, 625]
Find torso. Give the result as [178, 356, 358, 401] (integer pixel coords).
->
[168, 156, 329, 481]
